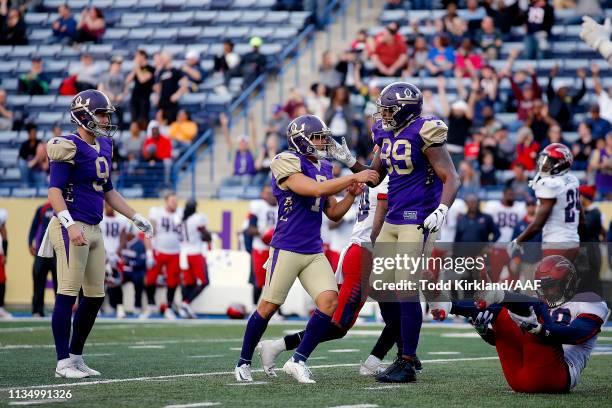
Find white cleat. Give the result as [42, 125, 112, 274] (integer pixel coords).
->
[234, 363, 253, 382]
[282, 358, 315, 384]
[179, 302, 197, 319]
[257, 340, 285, 377]
[164, 308, 177, 320]
[359, 355, 387, 376]
[139, 305, 154, 320]
[0, 307, 14, 319]
[55, 358, 89, 379]
[70, 354, 100, 376]
[116, 305, 126, 319]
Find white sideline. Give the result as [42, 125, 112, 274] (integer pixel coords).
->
[164, 403, 220, 408]
[8, 399, 68, 406]
[0, 338, 243, 350]
[0, 357, 501, 392]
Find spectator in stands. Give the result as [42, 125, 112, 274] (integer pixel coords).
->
[98, 56, 127, 131]
[585, 104, 611, 140]
[525, 99, 556, 144]
[142, 120, 172, 162]
[506, 163, 531, 200]
[213, 39, 240, 86]
[0, 88, 13, 130]
[220, 112, 257, 180]
[153, 52, 187, 123]
[255, 134, 280, 183]
[483, 0, 521, 35]
[266, 104, 289, 138]
[0, 3, 27, 45]
[282, 88, 306, 120]
[523, 0, 554, 60]
[454, 38, 483, 79]
[406, 35, 429, 77]
[480, 106, 503, 136]
[74, 6, 105, 43]
[319, 51, 343, 90]
[440, 78, 473, 165]
[18, 56, 49, 96]
[588, 133, 612, 200]
[475, 16, 502, 60]
[508, 64, 541, 123]
[493, 126, 515, 170]
[370, 24, 407, 77]
[464, 129, 483, 162]
[18, 123, 46, 186]
[426, 34, 455, 77]
[441, 2, 467, 39]
[121, 122, 144, 173]
[336, 49, 365, 93]
[70, 53, 98, 93]
[542, 123, 569, 148]
[513, 127, 540, 171]
[479, 150, 497, 186]
[479, 65, 499, 105]
[182, 50, 205, 92]
[240, 36, 267, 87]
[383, 0, 404, 10]
[572, 122, 595, 170]
[458, 160, 480, 199]
[591, 63, 612, 124]
[126, 49, 154, 130]
[351, 28, 369, 53]
[51, 3, 76, 44]
[169, 109, 198, 147]
[52, 122, 62, 138]
[422, 80, 444, 117]
[306, 83, 330, 119]
[547, 66, 586, 131]
[578, 184, 604, 295]
[325, 86, 357, 147]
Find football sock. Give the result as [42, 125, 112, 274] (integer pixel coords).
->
[186, 283, 208, 303]
[181, 285, 195, 302]
[51, 294, 77, 360]
[69, 296, 104, 355]
[253, 286, 262, 305]
[0, 283, 5, 307]
[400, 300, 422, 358]
[145, 285, 156, 305]
[293, 309, 332, 363]
[283, 323, 346, 351]
[378, 301, 402, 356]
[284, 331, 303, 350]
[166, 287, 176, 307]
[450, 300, 481, 319]
[237, 310, 270, 366]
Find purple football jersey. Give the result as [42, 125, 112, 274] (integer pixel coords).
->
[270, 151, 333, 254]
[372, 117, 446, 225]
[48, 133, 114, 225]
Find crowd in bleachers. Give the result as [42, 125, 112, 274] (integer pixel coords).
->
[0, 0, 314, 196]
[223, 0, 612, 201]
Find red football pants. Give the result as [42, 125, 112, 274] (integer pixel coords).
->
[181, 254, 208, 286]
[488, 247, 510, 283]
[252, 249, 269, 289]
[0, 255, 5, 284]
[146, 252, 180, 288]
[332, 244, 372, 329]
[493, 308, 569, 393]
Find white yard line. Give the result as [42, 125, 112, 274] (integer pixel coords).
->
[328, 349, 360, 353]
[328, 404, 379, 408]
[164, 403, 220, 408]
[8, 400, 68, 406]
[188, 355, 225, 359]
[128, 345, 166, 349]
[225, 382, 268, 386]
[0, 338, 243, 351]
[363, 385, 405, 390]
[427, 351, 461, 355]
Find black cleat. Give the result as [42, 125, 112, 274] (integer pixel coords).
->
[375, 355, 402, 381]
[376, 358, 417, 383]
[414, 355, 423, 373]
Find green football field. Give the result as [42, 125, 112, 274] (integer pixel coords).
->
[0, 319, 611, 408]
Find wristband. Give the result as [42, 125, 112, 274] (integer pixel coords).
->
[57, 210, 75, 229]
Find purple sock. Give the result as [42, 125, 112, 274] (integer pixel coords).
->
[237, 311, 270, 366]
[51, 294, 76, 360]
[399, 300, 422, 358]
[293, 309, 332, 363]
[69, 296, 104, 355]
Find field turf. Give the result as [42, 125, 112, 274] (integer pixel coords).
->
[0, 319, 611, 407]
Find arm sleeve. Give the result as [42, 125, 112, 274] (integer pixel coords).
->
[49, 161, 73, 189]
[28, 206, 41, 247]
[540, 315, 603, 345]
[103, 176, 114, 192]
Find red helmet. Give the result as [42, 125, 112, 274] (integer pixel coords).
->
[226, 303, 247, 319]
[535, 143, 573, 179]
[535, 255, 578, 308]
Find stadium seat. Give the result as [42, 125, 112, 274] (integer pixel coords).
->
[1, 78, 18, 92]
[11, 45, 38, 59]
[10, 187, 37, 198]
[3, 168, 20, 180]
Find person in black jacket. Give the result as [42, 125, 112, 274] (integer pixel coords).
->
[240, 37, 267, 88]
[0, 4, 27, 45]
[578, 185, 604, 295]
[522, 0, 554, 60]
[546, 66, 587, 131]
[28, 201, 57, 317]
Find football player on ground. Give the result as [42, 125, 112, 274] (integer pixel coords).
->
[328, 82, 460, 382]
[178, 199, 211, 319]
[142, 191, 183, 320]
[483, 187, 526, 282]
[508, 144, 580, 261]
[433, 255, 609, 393]
[234, 114, 379, 384]
[246, 185, 277, 305]
[0, 207, 10, 319]
[101, 202, 129, 317]
[43, 89, 153, 378]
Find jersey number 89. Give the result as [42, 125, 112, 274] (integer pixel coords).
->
[380, 138, 413, 175]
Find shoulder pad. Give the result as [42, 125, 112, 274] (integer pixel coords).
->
[271, 152, 302, 183]
[534, 177, 563, 199]
[419, 119, 448, 151]
[47, 137, 77, 163]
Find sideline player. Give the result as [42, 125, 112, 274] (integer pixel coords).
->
[234, 114, 379, 383]
[0, 207, 9, 319]
[43, 89, 152, 378]
[101, 202, 129, 317]
[328, 82, 460, 382]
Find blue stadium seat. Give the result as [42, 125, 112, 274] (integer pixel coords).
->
[36, 44, 63, 58]
[201, 27, 227, 43]
[153, 28, 179, 42]
[167, 11, 196, 26]
[178, 27, 203, 42]
[36, 112, 64, 126]
[104, 28, 130, 42]
[160, 0, 185, 11]
[262, 11, 289, 25]
[217, 185, 245, 199]
[118, 187, 145, 198]
[0, 149, 18, 167]
[25, 12, 48, 25]
[240, 10, 266, 25]
[11, 187, 37, 198]
[0, 61, 18, 75]
[1, 78, 18, 92]
[4, 168, 21, 181]
[193, 10, 218, 25]
[233, 0, 256, 9]
[225, 27, 251, 42]
[0, 188, 11, 197]
[215, 11, 243, 25]
[249, 27, 274, 41]
[128, 28, 154, 42]
[12, 45, 38, 58]
[145, 13, 168, 25]
[0, 131, 18, 145]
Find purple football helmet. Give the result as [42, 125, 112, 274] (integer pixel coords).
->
[375, 82, 423, 131]
[69, 89, 117, 137]
[286, 114, 332, 158]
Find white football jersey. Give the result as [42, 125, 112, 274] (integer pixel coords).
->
[350, 177, 389, 245]
[549, 295, 610, 389]
[329, 202, 357, 253]
[249, 199, 277, 251]
[533, 174, 580, 244]
[0, 208, 7, 256]
[101, 214, 130, 262]
[149, 206, 183, 254]
[437, 198, 467, 242]
[483, 200, 526, 244]
[181, 213, 209, 255]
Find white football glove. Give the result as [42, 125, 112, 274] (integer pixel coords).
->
[468, 310, 494, 336]
[132, 213, 154, 239]
[429, 301, 452, 321]
[507, 239, 523, 257]
[328, 137, 357, 168]
[422, 204, 448, 233]
[474, 289, 504, 309]
[580, 16, 612, 61]
[146, 249, 156, 269]
[508, 306, 542, 334]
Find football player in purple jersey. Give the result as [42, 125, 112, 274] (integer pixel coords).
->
[328, 82, 460, 382]
[43, 89, 154, 378]
[235, 114, 379, 383]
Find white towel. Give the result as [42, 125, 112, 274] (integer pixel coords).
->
[37, 225, 54, 258]
[179, 247, 189, 270]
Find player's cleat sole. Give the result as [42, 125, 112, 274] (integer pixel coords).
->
[257, 340, 283, 377]
[282, 359, 315, 384]
[234, 364, 253, 382]
[375, 355, 402, 381]
[414, 355, 423, 373]
[55, 366, 89, 379]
